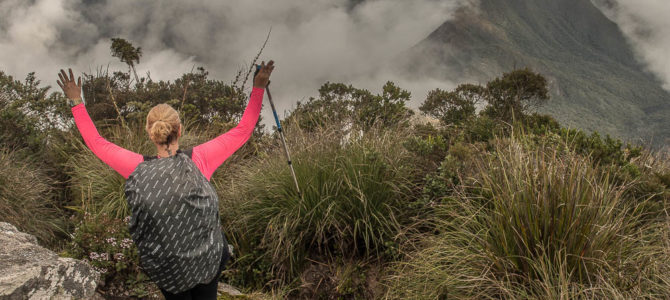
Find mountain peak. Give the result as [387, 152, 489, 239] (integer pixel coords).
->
[407, 0, 670, 145]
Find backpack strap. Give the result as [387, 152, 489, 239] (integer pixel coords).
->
[141, 148, 193, 161]
[179, 148, 193, 159]
[143, 155, 158, 161]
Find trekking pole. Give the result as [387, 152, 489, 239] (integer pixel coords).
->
[256, 65, 301, 196]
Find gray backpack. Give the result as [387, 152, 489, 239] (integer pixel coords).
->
[124, 149, 229, 293]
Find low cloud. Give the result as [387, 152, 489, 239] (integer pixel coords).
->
[0, 0, 477, 118]
[594, 0, 670, 90]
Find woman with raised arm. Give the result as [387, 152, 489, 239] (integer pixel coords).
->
[57, 61, 274, 299]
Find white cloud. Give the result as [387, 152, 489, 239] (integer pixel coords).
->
[594, 0, 670, 90]
[0, 0, 473, 117]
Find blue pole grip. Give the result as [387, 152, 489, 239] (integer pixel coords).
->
[273, 110, 282, 130]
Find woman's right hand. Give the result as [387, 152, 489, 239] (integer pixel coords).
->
[253, 60, 275, 89]
[57, 68, 83, 104]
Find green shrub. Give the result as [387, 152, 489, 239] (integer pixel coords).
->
[419, 84, 481, 125]
[80, 66, 250, 130]
[61, 212, 156, 297]
[483, 68, 549, 123]
[560, 128, 642, 166]
[402, 123, 449, 174]
[285, 81, 413, 133]
[464, 115, 499, 143]
[387, 137, 670, 299]
[0, 148, 63, 244]
[521, 113, 561, 136]
[420, 69, 549, 126]
[1, 71, 70, 156]
[420, 142, 481, 205]
[403, 129, 448, 158]
[218, 124, 421, 288]
[611, 150, 670, 223]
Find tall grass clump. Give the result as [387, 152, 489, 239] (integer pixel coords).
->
[387, 137, 670, 299]
[0, 148, 62, 244]
[218, 123, 421, 287]
[66, 122, 154, 218]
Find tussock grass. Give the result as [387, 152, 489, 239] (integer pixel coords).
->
[0, 148, 62, 244]
[66, 123, 154, 218]
[218, 123, 421, 285]
[385, 137, 670, 299]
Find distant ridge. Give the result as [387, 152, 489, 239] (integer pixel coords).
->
[407, 0, 670, 146]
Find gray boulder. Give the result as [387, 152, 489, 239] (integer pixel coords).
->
[0, 222, 99, 299]
[217, 283, 244, 297]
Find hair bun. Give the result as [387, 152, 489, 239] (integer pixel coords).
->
[150, 120, 172, 145]
[146, 103, 180, 146]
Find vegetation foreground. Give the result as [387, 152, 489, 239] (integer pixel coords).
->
[1, 46, 669, 298]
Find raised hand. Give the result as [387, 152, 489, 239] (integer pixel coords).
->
[57, 68, 82, 103]
[253, 60, 275, 88]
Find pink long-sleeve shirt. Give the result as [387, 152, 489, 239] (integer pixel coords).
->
[71, 87, 265, 180]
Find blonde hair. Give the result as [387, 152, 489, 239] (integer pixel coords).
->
[146, 104, 181, 146]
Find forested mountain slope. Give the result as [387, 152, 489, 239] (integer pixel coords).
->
[407, 0, 670, 146]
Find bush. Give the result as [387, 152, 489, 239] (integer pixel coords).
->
[420, 84, 482, 125]
[484, 68, 549, 122]
[464, 115, 500, 143]
[61, 212, 158, 298]
[387, 137, 670, 299]
[0, 148, 63, 244]
[1, 71, 70, 155]
[402, 123, 449, 174]
[560, 128, 642, 166]
[419, 69, 549, 126]
[521, 113, 561, 136]
[80, 67, 250, 130]
[611, 150, 670, 223]
[285, 81, 414, 133]
[420, 142, 483, 204]
[218, 123, 421, 289]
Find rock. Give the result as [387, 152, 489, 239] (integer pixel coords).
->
[0, 222, 100, 299]
[409, 113, 441, 127]
[217, 283, 244, 297]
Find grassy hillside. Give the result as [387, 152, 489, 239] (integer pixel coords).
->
[407, 0, 670, 147]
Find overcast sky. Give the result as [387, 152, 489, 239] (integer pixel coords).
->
[1, 0, 669, 118]
[0, 0, 470, 120]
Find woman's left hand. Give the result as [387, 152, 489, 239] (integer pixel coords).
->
[253, 60, 274, 88]
[57, 68, 83, 103]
